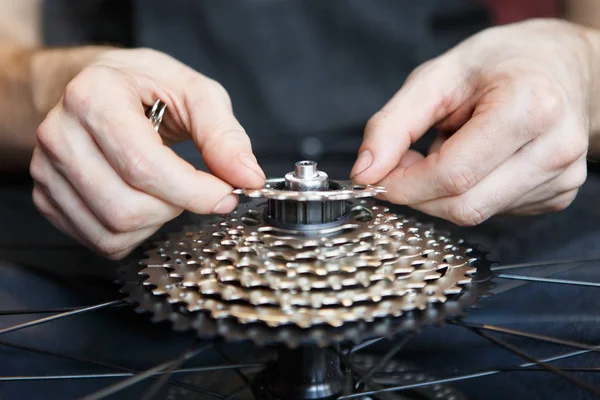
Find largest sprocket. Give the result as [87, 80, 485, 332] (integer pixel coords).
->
[119, 160, 493, 348]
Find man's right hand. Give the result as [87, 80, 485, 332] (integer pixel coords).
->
[30, 48, 265, 260]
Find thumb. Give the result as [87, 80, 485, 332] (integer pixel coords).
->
[186, 80, 265, 189]
[351, 55, 468, 184]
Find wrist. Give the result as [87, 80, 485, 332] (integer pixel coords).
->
[29, 45, 114, 117]
[580, 25, 600, 155]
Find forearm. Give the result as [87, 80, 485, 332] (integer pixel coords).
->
[0, 43, 110, 173]
[0, 42, 37, 173]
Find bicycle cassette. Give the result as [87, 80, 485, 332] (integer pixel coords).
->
[120, 160, 493, 347]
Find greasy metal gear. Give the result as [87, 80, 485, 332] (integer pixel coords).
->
[139, 200, 477, 329]
[119, 201, 492, 347]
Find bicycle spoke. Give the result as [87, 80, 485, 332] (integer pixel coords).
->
[0, 305, 123, 316]
[350, 327, 417, 355]
[491, 255, 600, 272]
[371, 365, 600, 380]
[349, 337, 386, 354]
[334, 347, 402, 400]
[0, 373, 140, 381]
[340, 369, 499, 399]
[493, 263, 586, 295]
[0, 339, 133, 371]
[80, 343, 214, 400]
[173, 364, 264, 374]
[453, 321, 600, 352]
[469, 327, 600, 397]
[488, 366, 600, 373]
[338, 339, 600, 399]
[215, 346, 253, 392]
[497, 274, 600, 288]
[223, 382, 253, 400]
[141, 341, 200, 400]
[0, 339, 229, 396]
[361, 334, 413, 383]
[0, 364, 265, 382]
[0, 300, 123, 336]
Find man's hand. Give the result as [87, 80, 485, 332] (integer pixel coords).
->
[352, 19, 596, 225]
[30, 48, 265, 259]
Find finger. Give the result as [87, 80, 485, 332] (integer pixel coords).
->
[185, 80, 265, 189]
[351, 54, 467, 184]
[506, 189, 579, 216]
[409, 134, 556, 226]
[31, 149, 160, 259]
[58, 66, 239, 215]
[38, 109, 183, 233]
[428, 132, 451, 155]
[32, 184, 86, 244]
[434, 96, 480, 133]
[501, 157, 587, 213]
[376, 149, 424, 203]
[32, 185, 138, 258]
[379, 84, 550, 205]
[397, 149, 424, 169]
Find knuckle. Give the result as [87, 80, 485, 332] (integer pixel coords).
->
[550, 191, 578, 212]
[102, 203, 144, 233]
[521, 74, 565, 130]
[36, 118, 58, 155]
[31, 188, 52, 217]
[29, 153, 45, 183]
[448, 201, 487, 226]
[206, 79, 230, 100]
[438, 163, 478, 195]
[63, 66, 119, 114]
[131, 47, 162, 59]
[182, 193, 217, 215]
[571, 163, 588, 188]
[190, 77, 232, 108]
[547, 132, 588, 171]
[570, 124, 589, 157]
[365, 110, 392, 134]
[406, 59, 436, 82]
[557, 162, 588, 192]
[63, 73, 92, 114]
[93, 236, 131, 260]
[208, 123, 250, 147]
[121, 151, 155, 189]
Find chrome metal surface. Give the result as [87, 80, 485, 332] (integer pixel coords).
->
[146, 99, 167, 131]
[285, 161, 329, 191]
[139, 200, 476, 329]
[233, 180, 385, 201]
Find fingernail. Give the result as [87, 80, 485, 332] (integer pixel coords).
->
[212, 194, 238, 214]
[238, 153, 266, 179]
[351, 150, 373, 178]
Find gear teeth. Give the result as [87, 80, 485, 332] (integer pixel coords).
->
[118, 199, 494, 348]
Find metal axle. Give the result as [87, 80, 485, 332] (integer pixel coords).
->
[254, 346, 345, 400]
[267, 161, 348, 228]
